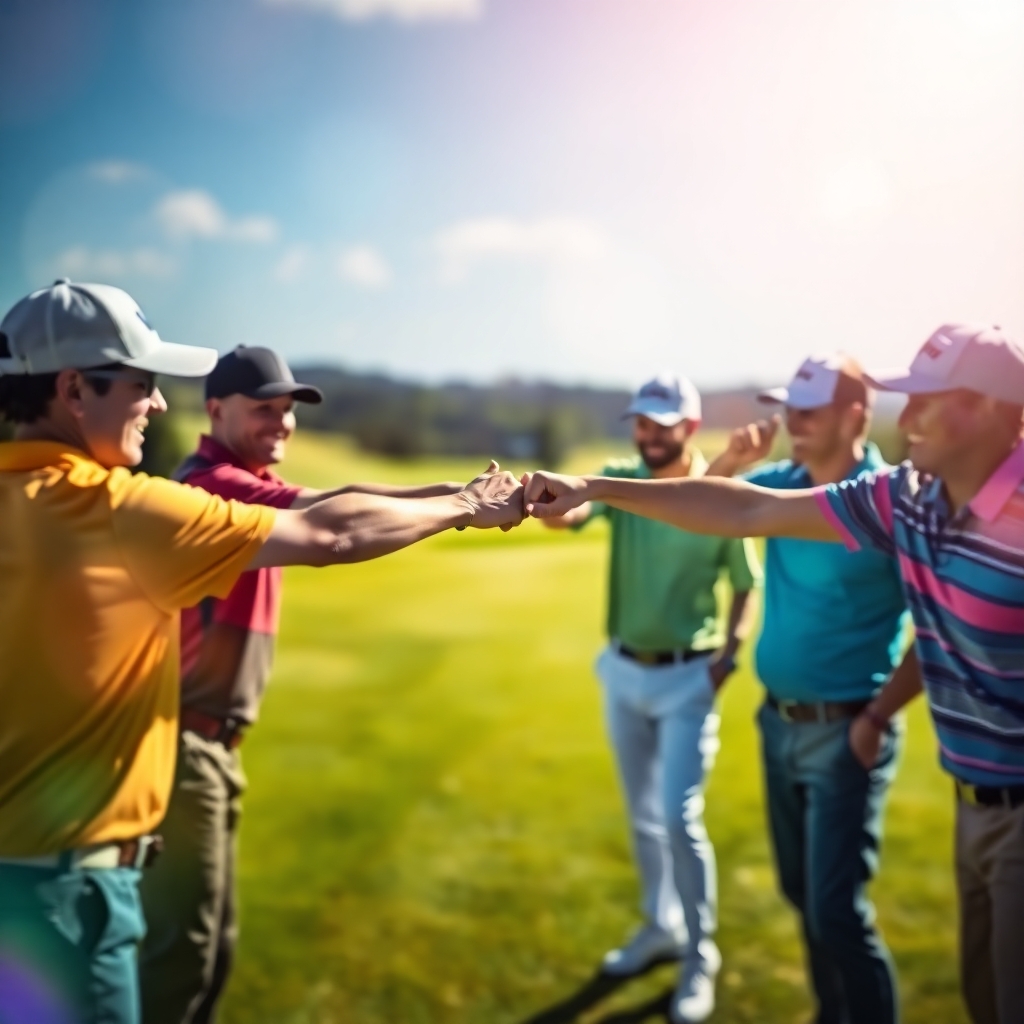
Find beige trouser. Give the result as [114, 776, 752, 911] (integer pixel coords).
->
[956, 796, 1024, 1024]
[139, 730, 245, 1024]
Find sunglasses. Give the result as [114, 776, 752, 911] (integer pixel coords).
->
[82, 369, 159, 398]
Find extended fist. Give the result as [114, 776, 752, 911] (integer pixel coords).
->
[522, 470, 592, 519]
[459, 461, 525, 530]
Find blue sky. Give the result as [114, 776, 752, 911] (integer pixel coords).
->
[2, 0, 1023, 389]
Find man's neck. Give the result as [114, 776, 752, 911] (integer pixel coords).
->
[803, 441, 864, 487]
[650, 446, 693, 480]
[942, 436, 1019, 515]
[207, 429, 267, 476]
[15, 418, 86, 453]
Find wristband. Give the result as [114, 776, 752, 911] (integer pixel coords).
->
[862, 706, 890, 733]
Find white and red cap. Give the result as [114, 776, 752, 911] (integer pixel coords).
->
[759, 353, 872, 410]
[0, 279, 217, 377]
[865, 324, 1024, 404]
[623, 372, 702, 426]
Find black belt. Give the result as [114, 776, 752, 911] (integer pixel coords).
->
[956, 780, 1024, 809]
[181, 708, 245, 750]
[767, 695, 870, 724]
[616, 644, 707, 666]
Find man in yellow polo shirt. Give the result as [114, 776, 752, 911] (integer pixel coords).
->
[0, 280, 523, 1024]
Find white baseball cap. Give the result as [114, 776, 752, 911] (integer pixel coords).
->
[0, 279, 217, 377]
[759, 353, 872, 410]
[865, 324, 1024, 405]
[623, 372, 701, 426]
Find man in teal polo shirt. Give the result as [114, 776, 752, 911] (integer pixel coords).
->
[542, 373, 760, 1024]
[712, 354, 911, 1024]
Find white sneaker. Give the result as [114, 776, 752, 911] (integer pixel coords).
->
[600, 923, 686, 977]
[668, 940, 722, 1023]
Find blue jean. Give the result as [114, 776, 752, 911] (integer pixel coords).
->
[758, 700, 902, 1024]
[0, 862, 145, 1024]
[597, 645, 720, 960]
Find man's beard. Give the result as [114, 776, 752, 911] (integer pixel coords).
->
[638, 440, 684, 471]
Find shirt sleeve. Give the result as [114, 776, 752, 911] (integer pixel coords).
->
[110, 471, 278, 613]
[185, 464, 301, 510]
[722, 536, 762, 591]
[815, 467, 903, 556]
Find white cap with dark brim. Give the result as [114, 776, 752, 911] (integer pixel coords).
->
[759, 353, 871, 410]
[623, 372, 702, 426]
[0, 280, 217, 377]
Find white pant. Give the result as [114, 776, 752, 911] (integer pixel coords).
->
[597, 644, 721, 953]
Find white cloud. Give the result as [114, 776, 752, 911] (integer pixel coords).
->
[89, 161, 150, 184]
[230, 215, 279, 243]
[52, 246, 177, 280]
[337, 245, 392, 289]
[435, 216, 611, 284]
[274, 244, 311, 283]
[153, 189, 279, 243]
[263, 0, 481, 23]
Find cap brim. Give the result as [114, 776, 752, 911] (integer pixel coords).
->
[863, 368, 948, 395]
[622, 407, 686, 427]
[124, 341, 219, 378]
[757, 387, 789, 405]
[243, 381, 323, 404]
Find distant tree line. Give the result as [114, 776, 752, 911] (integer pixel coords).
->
[1, 366, 907, 476]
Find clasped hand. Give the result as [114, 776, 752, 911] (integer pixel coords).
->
[456, 465, 605, 530]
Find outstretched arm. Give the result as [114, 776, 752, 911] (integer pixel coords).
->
[524, 471, 839, 542]
[250, 462, 523, 569]
[289, 479, 464, 510]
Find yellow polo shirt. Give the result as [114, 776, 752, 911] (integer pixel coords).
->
[0, 441, 277, 856]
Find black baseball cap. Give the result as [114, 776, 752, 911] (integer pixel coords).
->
[205, 345, 323, 404]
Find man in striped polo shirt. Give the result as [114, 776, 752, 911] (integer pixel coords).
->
[523, 323, 1024, 1024]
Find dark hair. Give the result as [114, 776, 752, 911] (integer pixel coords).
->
[0, 368, 115, 425]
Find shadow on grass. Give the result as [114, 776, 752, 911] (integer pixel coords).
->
[519, 967, 674, 1024]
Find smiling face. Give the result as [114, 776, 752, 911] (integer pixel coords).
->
[785, 399, 867, 466]
[207, 393, 297, 470]
[76, 369, 165, 468]
[632, 414, 695, 471]
[897, 389, 990, 476]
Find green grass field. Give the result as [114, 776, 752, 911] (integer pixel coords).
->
[216, 430, 962, 1024]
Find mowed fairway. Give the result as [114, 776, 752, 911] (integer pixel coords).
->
[220, 431, 961, 1024]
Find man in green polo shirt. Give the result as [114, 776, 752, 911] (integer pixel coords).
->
[542, 373, 760, 1024]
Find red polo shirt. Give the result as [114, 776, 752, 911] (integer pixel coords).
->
[177, 435, 301, 725]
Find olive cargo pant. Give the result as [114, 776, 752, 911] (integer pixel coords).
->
[139, 730, 245, 1024]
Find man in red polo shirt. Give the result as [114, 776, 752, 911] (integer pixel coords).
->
[139, 346, 464, 1024]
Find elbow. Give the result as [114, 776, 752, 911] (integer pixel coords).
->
[308, 528, 357, 567]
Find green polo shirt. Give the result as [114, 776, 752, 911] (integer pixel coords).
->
[577, 454, 761, 652]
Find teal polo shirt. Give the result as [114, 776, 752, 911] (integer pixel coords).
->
[578, 454, 762, 652]
[745, 444, 908, 703]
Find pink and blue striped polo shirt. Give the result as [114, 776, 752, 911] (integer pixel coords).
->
[816, 440, 1024, 787]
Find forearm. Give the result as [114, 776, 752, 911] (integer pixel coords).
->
[291, 480, 463, 509]
[721, 588, 757, 658]
[581, 476, 836, 541]
[253, 492, 472, 568]
[868, 644, 924, 722]
[540, 502, 592, 530]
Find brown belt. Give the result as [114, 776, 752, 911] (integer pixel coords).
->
[180, 708, 246, 750]
[767, 695, 870, 724]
